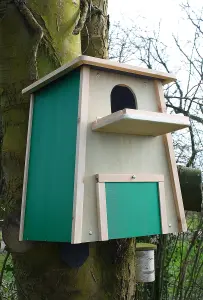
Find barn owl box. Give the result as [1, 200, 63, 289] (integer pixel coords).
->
[19, 56, 189, 244]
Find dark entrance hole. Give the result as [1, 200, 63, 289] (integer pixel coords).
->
[111, 85, 137, 113]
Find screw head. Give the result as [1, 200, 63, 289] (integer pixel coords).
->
[132, 175, 136, 179]
[168, 224, 172, 227]
[89, 231, 93, 235]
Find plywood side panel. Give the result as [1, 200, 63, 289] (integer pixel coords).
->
[23, 70, 80, 242]
[19, 95, 34, 241]
[81, 69, 179, 242]
[88, 70, 159, 113]
[96, 182, 108, 241]
[71, 66, 90, 244]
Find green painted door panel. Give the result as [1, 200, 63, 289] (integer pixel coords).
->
[23, 70, 80, 242]
[105, 182, 162, 239]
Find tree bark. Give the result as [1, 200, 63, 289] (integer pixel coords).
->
[0, 1, 136, 299]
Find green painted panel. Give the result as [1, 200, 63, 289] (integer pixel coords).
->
[23, 70, 80, 242]
[105, 182, 161, 239]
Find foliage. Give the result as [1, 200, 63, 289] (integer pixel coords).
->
[135, 214, 203, 300]
[0, 252, 17, 300]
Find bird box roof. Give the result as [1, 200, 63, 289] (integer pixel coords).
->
[22, 55, 176, 94]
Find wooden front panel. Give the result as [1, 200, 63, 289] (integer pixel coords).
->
[81, 69, 178, 242]
[23, 70, 80, 242]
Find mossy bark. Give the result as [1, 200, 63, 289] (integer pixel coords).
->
[0, 0, 136, 299]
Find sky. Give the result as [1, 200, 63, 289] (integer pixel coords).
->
[108, 0, 202, 49]
[108, 0, 203, 76]
[108, 0, 181, 33]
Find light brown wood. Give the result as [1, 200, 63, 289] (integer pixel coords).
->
[154, 80, 187, 232]
[19, 95, 34, 241]
[158, 182, 169, 234]
[81, 69, 179, 242]
[92, 109, 190, 136]
[97, 173, 164, 183]
[96, 182, 108, 241]
[71, 66, 90, 244]
[22, 55, 176, 94]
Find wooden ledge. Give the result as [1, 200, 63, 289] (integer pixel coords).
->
[92, 109, 190, 136]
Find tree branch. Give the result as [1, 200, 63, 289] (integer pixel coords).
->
[13, 0, 43, 80]
[73, 0, 89, 35]
[166, 103, 203, 124]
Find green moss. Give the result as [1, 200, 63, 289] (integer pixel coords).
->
[30, 0, 81, 65]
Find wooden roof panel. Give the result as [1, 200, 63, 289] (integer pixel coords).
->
[22, 56, 176, 94]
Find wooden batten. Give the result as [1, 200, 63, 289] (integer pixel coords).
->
[154, 80, 187, 232]
[96, 173, 164, 183]
[71, 66, 90, 244]
[158, 182, 169, 234]
[19, 94, 34, 241]
[96, 182, 109, 241]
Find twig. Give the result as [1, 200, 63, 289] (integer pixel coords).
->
[73, 0, 89, 35]
[186, 125, 196, 167]
[13, 0, 43, 80]
[90, 270, 97, 283]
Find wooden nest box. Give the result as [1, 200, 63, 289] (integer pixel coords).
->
[19, 56, 190, 244]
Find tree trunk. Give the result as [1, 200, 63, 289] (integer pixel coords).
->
[0, 1, 136, 299]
